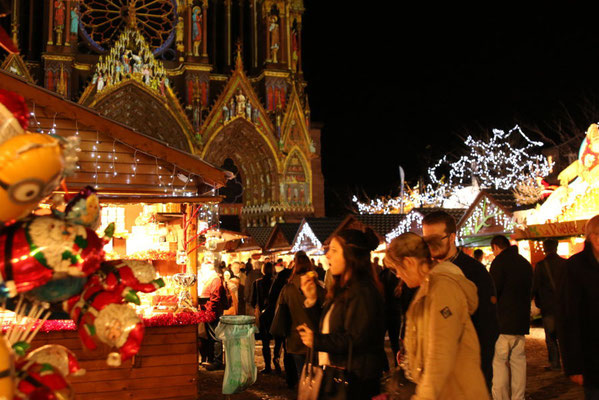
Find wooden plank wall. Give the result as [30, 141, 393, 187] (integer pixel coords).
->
[30, 324, 199, 400]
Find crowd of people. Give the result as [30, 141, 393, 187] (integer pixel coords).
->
[196, 211, 599, 400]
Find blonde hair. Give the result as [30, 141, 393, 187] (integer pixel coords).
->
[385, 232, 432, 271]
[586, 215, 599, 238]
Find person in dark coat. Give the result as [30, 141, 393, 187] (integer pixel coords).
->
[298, 229, 386, 399]
[261, 260, 291, 374]
[558, 215, 599, 399]
[422, 211, 499, 390]
[250, 262, 276, 373]
[271, 252, 326, 381]
[489, 235, 532, 400]
[532, 238, 566, 371]
[378, 262, 402, 369]
[243, 260, 263, 315]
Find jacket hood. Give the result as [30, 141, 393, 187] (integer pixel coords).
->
[430, 261, 479, 315]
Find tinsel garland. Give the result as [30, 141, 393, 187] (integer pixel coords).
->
[3, 310, 216, 333]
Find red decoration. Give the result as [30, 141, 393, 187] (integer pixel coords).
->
[0, 89, 29, 130]
[0, 216, 105, 297]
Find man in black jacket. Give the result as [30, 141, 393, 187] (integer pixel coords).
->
[489, 235, 532, 400]
[558, 215, 599, 399]
[532, 238, 566, 371]
[422, 211, 499, 390]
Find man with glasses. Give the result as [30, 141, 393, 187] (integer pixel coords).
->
[422, 211, 499, 391]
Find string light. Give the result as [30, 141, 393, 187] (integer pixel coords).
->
[291, 223, 322, 252]
[355, 125, 553, 214]
[386, 212, 424, 243]
[27, 112, 205, 196]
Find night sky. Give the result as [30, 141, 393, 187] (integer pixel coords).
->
[300, 5, 599, 216]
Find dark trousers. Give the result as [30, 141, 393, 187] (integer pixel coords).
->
[261, 334, 283, 370]
[199, 320, 223, 365]
[542, 314, 561, 369]
[291, 353, 305, 382]
[585, 384, 599, 400]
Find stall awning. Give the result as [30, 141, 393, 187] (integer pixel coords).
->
[0, 71, 230, 191]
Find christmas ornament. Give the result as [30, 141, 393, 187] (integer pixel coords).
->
[61, 186, 101, 230]
[25, 345, 85, 378]
[98, 260, 165, 305]
[0, 215, 105, 298]
[14, 359, 73, 400]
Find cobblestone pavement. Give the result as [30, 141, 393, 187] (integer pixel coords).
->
[197, 326, 584, 399]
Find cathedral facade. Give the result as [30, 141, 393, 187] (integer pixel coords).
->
[4, 0, 324, 228]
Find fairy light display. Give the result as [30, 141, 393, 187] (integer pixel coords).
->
[386, 212, 424, 243]
[458, 197, 515, 239]
[28, 104, 203, 197]
[291, 223, 322, 253]
[429, 125, 553, 192]
[354, 125, 553, 215]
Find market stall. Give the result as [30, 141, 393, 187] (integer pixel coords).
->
[0, 71, 230, 399]
[511, 124, 599, 264]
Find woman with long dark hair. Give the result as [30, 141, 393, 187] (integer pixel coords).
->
[297, 229, 386, 399]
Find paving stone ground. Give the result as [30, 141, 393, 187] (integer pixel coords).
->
[197, 326, 584, 399]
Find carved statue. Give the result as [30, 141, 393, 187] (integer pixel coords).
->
[222, 105, 230, 122]
[235, 90, 246, 116]
[54, 0, 65, 45]
[176, 16, 185, 57]
[246, 101, 252, 120]
[268, 15, 280, 63]
[192, 6, 202, 57]
[97, 73, 104, 91]
[291, 21, 299, 72]
[70, 6, 79, 40]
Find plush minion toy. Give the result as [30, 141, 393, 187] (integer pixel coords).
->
[0, 333, 14, 400]
[0, 133, 64, 224]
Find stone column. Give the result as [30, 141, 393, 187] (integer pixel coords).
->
[47, 0, 54, 45]
[202, 0, 208, 57]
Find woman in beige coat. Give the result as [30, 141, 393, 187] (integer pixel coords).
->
[385, 232, 490, 400]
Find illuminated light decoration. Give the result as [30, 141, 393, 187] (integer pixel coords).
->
[354, 125, 552, 214]
[429, 125, 553, 193]
[458, 197, 515, 244]
[291, 223, 322, 253]
[386, 212, 424, 243]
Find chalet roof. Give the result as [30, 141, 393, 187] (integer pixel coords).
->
[0, 70, 229, 190]
[481, 189, 527, 213]
[303, 217, 345, 243]
[412, 207, 468, 224]
[245, 226, 275, 249]
[278, 223, 301, 243]
[354, 214, 406, 237]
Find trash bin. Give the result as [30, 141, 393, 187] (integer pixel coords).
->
[215, 315, 258, 394]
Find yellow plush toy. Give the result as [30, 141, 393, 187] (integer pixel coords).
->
[0, 333, 14, 400]
[0, 133, 64, 223]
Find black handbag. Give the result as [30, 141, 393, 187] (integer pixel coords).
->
[298, 339, 353, 400]
[298, 346, 324, 400]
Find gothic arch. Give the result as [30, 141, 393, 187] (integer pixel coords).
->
[202, 118, 280, 206]
[89, 80, 194, 152]
[282, 147, 312, 205]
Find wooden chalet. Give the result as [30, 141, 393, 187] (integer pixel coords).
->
[0, 70, 230, 400]
[457, 189, 524, 247]
[264, 223, 301, 254]
[385, 207, 467, 243]
[290, 217, 344, 254]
